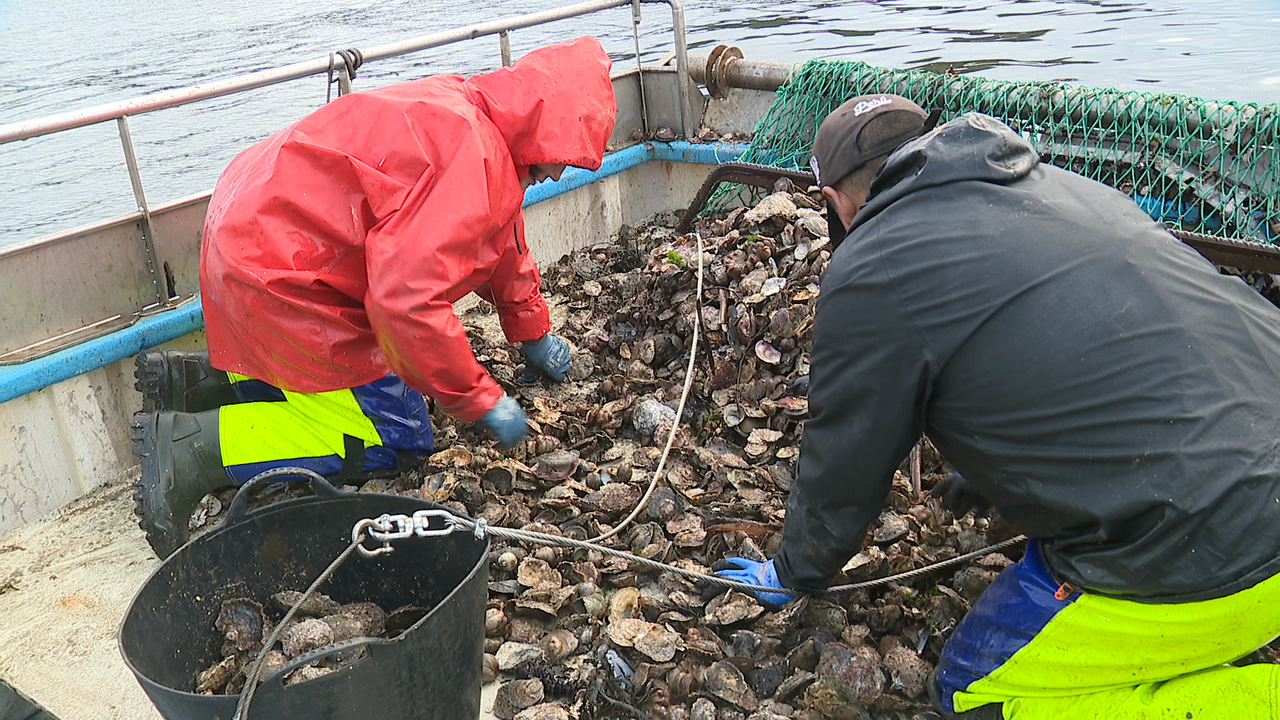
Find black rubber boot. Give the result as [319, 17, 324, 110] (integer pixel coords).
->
[928, 671, 1006, 719]
[135, 349, 239, 413]
[131, 409, 232, 558]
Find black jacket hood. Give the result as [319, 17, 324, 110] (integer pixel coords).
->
[850, 113, 1041, 234]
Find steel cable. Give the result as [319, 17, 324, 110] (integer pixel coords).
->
[449, 514, 1026, 599]
[233, 537, 362, 719]
[230, 466, 368, 720]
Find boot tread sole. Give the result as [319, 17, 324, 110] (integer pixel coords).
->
[133, 351, 170, 414]
[130, 411, 181, 558]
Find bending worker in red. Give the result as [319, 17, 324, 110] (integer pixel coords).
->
[717, 94, 1280, 718]
[130, 36, 616, 558]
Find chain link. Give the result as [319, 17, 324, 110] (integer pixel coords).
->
[354, 510, 461, 557]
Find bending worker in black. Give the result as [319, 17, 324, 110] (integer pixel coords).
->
[716, 94, 1280, 718]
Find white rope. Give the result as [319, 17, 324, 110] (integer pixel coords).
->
[587, 231, 705, 543]
[533, 231, 1028, 598]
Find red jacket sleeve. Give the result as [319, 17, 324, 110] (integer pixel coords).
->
[474, 218, 551, 343]
[364, 115, 522, 423]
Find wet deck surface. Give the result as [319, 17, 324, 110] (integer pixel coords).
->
[0, 482, 163, 720]
[0, 480, 500, 719]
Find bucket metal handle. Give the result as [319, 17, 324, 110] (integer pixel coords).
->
[223, 467, 347, 529]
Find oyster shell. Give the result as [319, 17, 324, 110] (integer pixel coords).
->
[494, 678, 545, 720]
[742, 193, 798, 226]
[281, 618, 334, 658]
[517, 558, 563, 591]
[704, 660, 759, 711]
[284, 664, 333, 686]
[607, 586, 642, 623]
[215, 598, 265, 651]
[496, 642, 545, 671]
[606, 618, 680, 662]
[338, 602, 387, 637]
[704, 591, 764, 626]
[194, 655, 241, 694]
[514, 703, 571, 720]
[540, 629, 579, 662]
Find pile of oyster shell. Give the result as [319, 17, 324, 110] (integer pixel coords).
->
[367, 182, 1025, 720]
[189, 181, 1280, 719]
[192, 185, 1022, 717]
[195, 591, 426, 694]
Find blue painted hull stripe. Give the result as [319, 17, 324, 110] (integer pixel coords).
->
[0, 141, 749, 405]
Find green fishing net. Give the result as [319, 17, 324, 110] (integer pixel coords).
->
[706, 59, 1279, 243]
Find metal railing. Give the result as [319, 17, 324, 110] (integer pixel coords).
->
[0, 0, 690, 145]
[0, 0, 692, 310]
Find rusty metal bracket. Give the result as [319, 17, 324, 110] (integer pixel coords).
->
[676, 162, 816, 234]
[703, 44, 744, 100]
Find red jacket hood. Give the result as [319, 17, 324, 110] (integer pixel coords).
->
[465, 36, 616, 171]
[201, 37, 617, 421]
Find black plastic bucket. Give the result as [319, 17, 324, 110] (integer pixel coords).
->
[118, 473, 488, 720]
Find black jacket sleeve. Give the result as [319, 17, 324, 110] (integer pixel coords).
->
[773, 238, 931, 593]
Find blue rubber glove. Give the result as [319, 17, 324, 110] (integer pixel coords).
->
[480, 395, 529, 449]
[521, 334, 572, 382]
[712, 557, 795, 607]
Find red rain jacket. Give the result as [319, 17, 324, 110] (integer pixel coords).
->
[200, 37, 616, 422]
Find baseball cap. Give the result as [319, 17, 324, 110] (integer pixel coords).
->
[810, 94, 929, 187]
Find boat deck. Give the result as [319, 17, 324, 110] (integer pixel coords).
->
[0, 482, 162, 719]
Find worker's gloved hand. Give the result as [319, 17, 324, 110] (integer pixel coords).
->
[480, 395, 529, 449]
[712, 557, 794, 607]
[930, 471, 990, 517]
[521, 334, 572, 382]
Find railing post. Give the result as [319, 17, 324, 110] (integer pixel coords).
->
[647, 0, 694, 138]
[115, 116, 167, 307]
[631, 0, 650, 134]
[500, 30, 513, 66]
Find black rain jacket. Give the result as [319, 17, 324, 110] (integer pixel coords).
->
[775, 113, 1280, 602]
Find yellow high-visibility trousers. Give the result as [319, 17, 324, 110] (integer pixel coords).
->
[936, 541, 1280, 719]
[216, 373, 434, 483]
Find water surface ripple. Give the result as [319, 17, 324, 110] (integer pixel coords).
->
[2, 0, 1276, 245]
